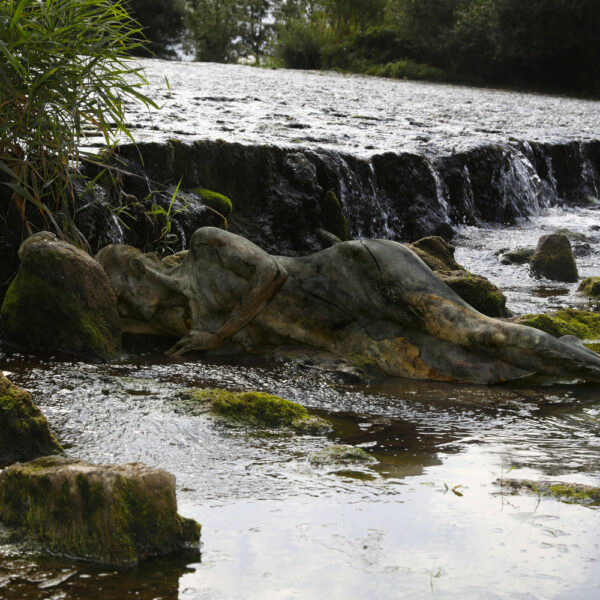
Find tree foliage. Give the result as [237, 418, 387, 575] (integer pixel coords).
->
[186, 0, 241, 63]
[126, 0, 187, 58]
[269, 0, 600, 96]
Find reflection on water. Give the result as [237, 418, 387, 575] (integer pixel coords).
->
[0, 345, 599, 599]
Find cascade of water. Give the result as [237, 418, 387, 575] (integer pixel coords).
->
[425, 158, 451, 225]
[580, 143, 600, 202]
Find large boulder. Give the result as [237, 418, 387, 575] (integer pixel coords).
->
[0, 374, 62, 464]
[530, 233, 578, 282]
[408, 236, 511, 317]
[0, 456, 200, 565]
[1, 232, 121, 359]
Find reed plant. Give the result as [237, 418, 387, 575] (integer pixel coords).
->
[0, 0, 157, 247]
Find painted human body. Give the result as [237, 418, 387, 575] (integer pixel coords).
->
[97, 227, 600, 384]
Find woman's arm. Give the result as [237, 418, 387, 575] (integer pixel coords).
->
[167, 228, 288, 356]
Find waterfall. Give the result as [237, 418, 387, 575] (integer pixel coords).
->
[97, 138, 600, 255]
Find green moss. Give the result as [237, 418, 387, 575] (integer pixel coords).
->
[0, 375, 63, 462]
[578, 277, 600, 298]
[321, 191, 349, 241]
[517, 309, 600, 340]
[0, 458, 200, 565]
[194, 188, 233, 218]
[189, 388, 330, 433]
[439, 271, 511, 318]
[309, 444, 377, 467]
[501, 479, 600, 506]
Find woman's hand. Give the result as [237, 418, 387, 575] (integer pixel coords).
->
[166, 330, 223, 357]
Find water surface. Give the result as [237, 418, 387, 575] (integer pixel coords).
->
[1, 346, 599, 599]
[83, 59, 600, 157]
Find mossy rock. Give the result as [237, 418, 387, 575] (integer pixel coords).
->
[530, 233, 578, 282]
[407, 237, 510, 317]
[187, 389, 330, 433]
[0, 456, 201, 565]
[408, 236, 462, 272]
[437, 271, 511, 318]
[193, 188, 233, 218]
[0, 374, 63, 464]
[321, 191, 349, 242]
[578, 277, 600, 298]
[554, 228, 590, 243]
[515, 309, 600, 340]
[498, 479, 600, 506]
[500, 248, 534, 265]
[1, 232, 121, 359]
[309, 444, 377, 467]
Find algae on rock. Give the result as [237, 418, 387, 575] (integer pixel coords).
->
[498, 479, 600, 507]
[0, 456, 200, 565]
[514, 309, 600, 342]
[0, 374, 62, 464]
[309, 444, 377, 467]
[578, 277, 600, 298]
[186, 388, 330, 433]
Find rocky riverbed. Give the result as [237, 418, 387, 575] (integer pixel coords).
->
[2, 62, 600, 599]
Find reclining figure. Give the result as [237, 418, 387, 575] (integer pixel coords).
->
[97, 227, 600, 384]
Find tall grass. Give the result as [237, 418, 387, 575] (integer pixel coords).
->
[0, 0, 157, 246]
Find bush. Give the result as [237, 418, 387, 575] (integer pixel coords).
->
[367, 60, 447, 82]
[0, 0, 156, 248]
[275, 18, 330, 69]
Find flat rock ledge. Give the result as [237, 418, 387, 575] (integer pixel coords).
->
[0, 456, 200, 565]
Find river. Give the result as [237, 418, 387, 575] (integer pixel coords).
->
[2, 61, 600, 599]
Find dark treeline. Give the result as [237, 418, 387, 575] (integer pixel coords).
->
[130, 0, 600, 97]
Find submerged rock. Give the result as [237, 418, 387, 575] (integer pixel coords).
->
[1, 232, 121, 359]
[0, 456, 200, 565]
[409, 236, 511, 317]
[500, 247, 534, 265]
[273, 350, 384, 384]
[0, 374, 62, 464]
[496, 479, 600, 507]
[184, 389, 330, 433]
[578, 276, 600, 298]
[309, 444, 377, 467]
[530, 233, 578, 282]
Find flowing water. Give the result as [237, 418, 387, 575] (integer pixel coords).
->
[88, 59, 600, 157]
[456, 205, 600, 316]
[4, 62, 600, 599]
